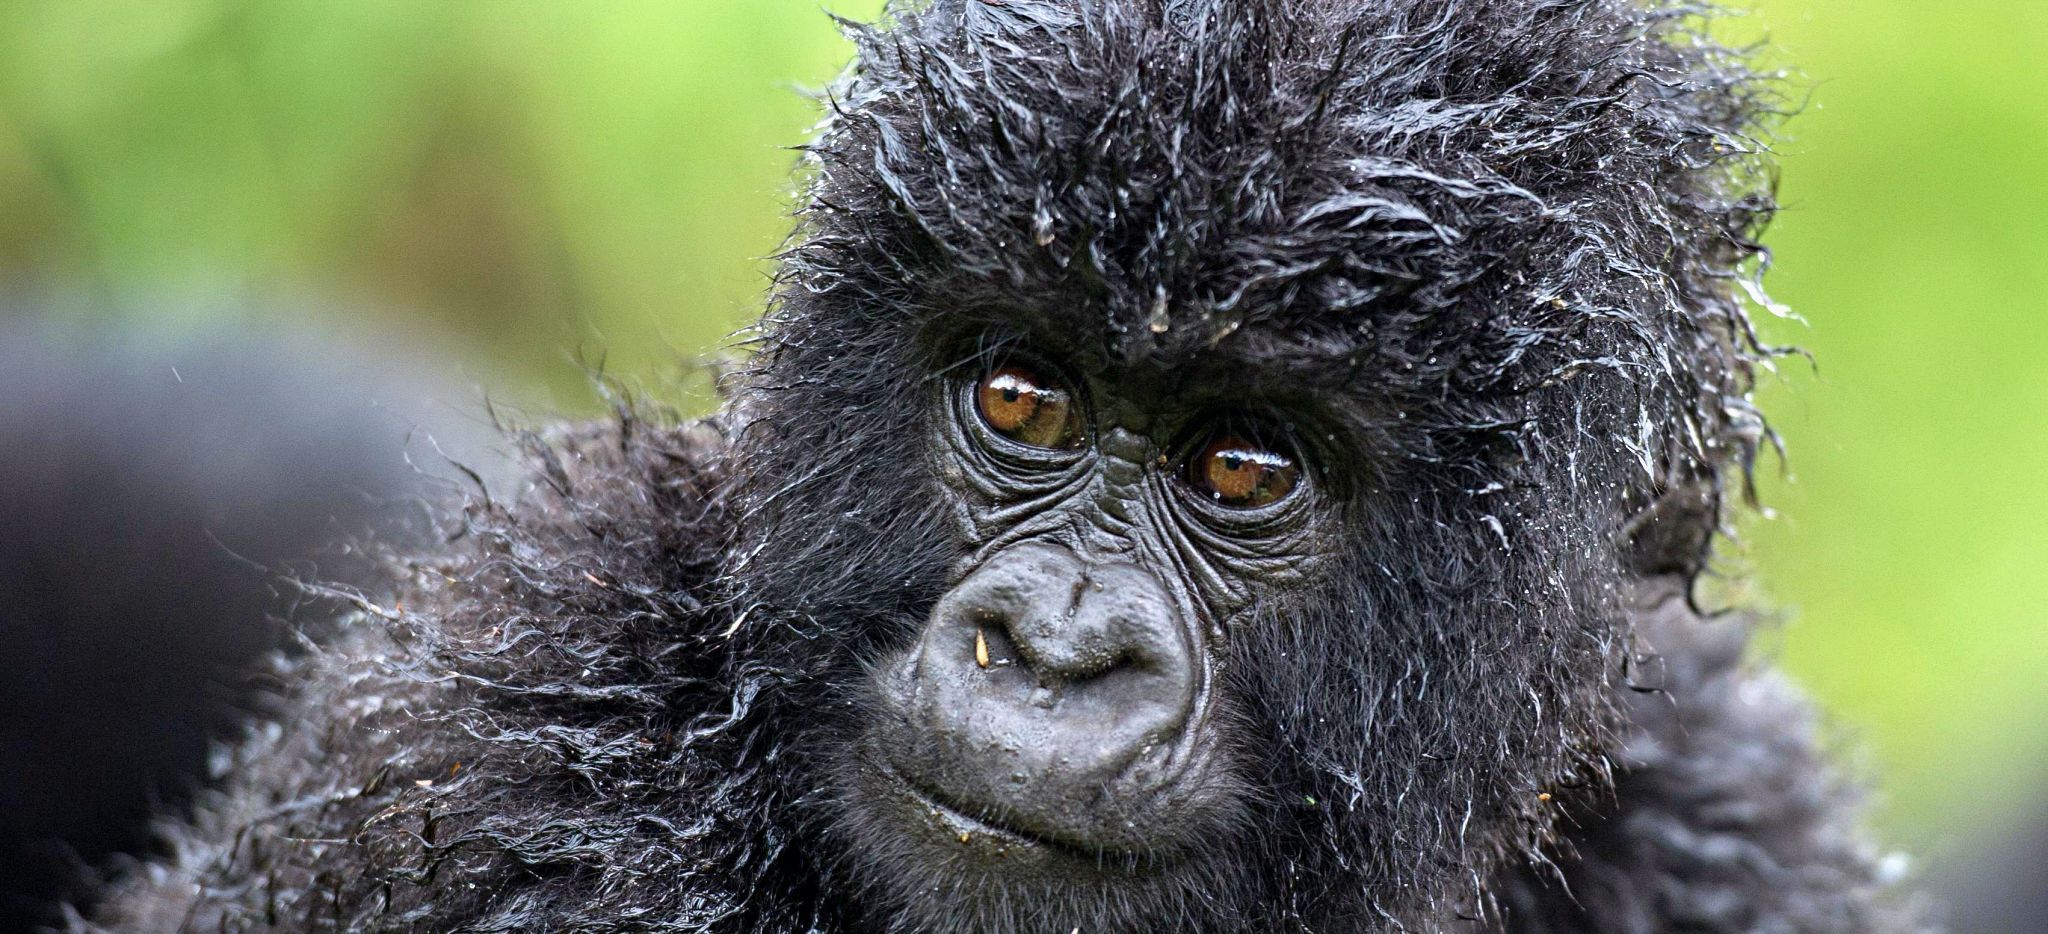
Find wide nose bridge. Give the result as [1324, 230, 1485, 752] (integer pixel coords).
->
[1078, 426, 1154, 550]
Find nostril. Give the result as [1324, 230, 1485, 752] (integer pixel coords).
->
[966, 609, 1109, 687]
[1002, 609, 1136, 686]
[916, 546, 1192, 699]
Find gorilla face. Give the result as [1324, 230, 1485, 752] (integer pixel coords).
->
[765, 324, 1338, 930]
[722, 304, 1634, 931]
[715, 285, 1656, 933]
[860, 342, 1338, 875]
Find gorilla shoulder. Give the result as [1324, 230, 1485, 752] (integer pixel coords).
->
[89, 415, 742, 931]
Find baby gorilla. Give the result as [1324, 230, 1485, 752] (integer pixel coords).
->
[89, 0, 1926, 931]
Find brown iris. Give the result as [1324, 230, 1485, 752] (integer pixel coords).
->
[1188, 433, 1298, 508]
[975, 365, 1083, 449]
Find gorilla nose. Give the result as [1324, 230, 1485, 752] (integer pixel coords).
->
[893, 542, 1199, 845]
[958, 544, 1188, 684]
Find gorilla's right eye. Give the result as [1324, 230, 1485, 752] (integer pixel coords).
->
[975, 365, 1083, 449]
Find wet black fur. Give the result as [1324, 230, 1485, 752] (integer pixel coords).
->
[90, 1, 1924, 930]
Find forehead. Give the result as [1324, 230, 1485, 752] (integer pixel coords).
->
[829, 1, 1472, 361]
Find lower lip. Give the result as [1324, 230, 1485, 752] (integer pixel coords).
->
[896, 776, 1042, 846]
[876, 767, 1174, 874]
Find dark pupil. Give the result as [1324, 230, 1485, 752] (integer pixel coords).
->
[1223, 454, 1243, 471]
[1002, 387, 1022, 403]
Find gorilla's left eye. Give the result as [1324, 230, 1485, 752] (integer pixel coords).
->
[1186, 432, 1299, 508]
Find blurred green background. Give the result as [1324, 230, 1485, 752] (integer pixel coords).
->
[0, 0, 2041, 857]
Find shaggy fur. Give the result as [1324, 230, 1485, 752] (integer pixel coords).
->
[88, 1, 1922, 930]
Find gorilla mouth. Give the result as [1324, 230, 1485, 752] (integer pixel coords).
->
[901, 777, 1047, 845]
[883, 763, 1063, 850]
[876, 761, 1137, 863]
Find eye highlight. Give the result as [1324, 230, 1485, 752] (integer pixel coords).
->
[974, 365, 1084, 450]
[1187, 432, 1299, 508]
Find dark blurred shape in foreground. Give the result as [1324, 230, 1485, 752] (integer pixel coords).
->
[0, 315, 497, 930]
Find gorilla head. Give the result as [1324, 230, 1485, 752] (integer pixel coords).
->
[722, 0, 1769, 928]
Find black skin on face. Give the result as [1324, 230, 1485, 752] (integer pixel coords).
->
[85, 2, 1929, 932]
[858, 346, 1333, 872]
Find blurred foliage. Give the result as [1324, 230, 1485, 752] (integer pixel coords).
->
[0, 0, 888, 404]
[1728, 0, 2048, 853]
[1, 0, 2042, 852]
